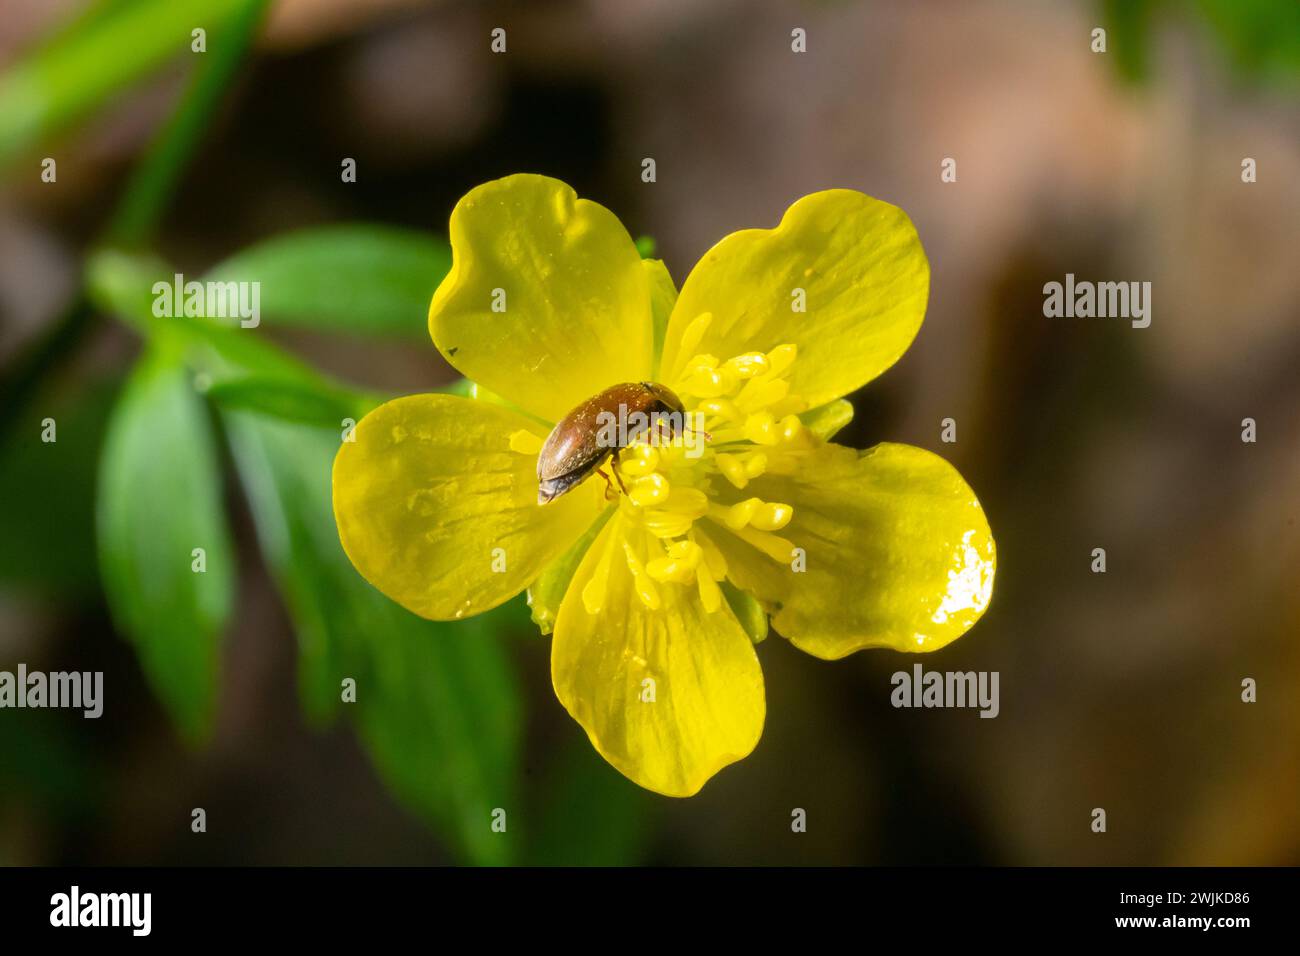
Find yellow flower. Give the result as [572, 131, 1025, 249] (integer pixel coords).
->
[332, 174, 995, 797]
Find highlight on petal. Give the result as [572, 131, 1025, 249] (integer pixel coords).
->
[551, 516, 765, 797]
[429, 174, 653, 423]
[333, 393, 606, 621]
[707, 442, 995, 659]
[659, 189, 929, 408]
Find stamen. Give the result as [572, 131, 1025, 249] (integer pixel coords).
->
[724, 498, 762, 530]
[743, 412, 780, 445]
[692, 527, 729, 580]
[696, 565, 723, 612]
[629, 472, 670, 506]
[622, 538, 661, 610]
[722, 352, 769, 379]
[642, 510, 695, 538]
[778, 414, 805, 443]
[715, 453, 749, 489]
[619, 444, 660, 477]
[593, 338, 811, 612]
[751, 501, 793, 531]
[639, 487, 708, 538]
[680, 362, 738, 398]
[718, 521, 797, 564]
[645, 540, 702, 584]
[766, 343, 798, 376]
[717, 498, 793, 532]
[677, 312, 713, 359]
[697, 397, 741, 422]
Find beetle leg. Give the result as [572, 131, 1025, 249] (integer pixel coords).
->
[610, 460, 629, 494]
[594, 468, 616, 499]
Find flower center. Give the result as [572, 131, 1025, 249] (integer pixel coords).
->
[592, 315, 810, 613]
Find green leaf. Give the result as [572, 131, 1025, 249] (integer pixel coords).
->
[354, 600, 523, 867]
[205, 375, 380, 426]
[224, 413, 523, 864]
[107, 0, 270, 246]
[0, 0, 249, 169]
[205, 225, 452, 338]
[96, 344, 233, 742]
[86, 247, 376, 407]
[84, 247, 170, 335]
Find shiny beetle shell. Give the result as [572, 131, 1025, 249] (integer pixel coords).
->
[536, 382, 684, 504]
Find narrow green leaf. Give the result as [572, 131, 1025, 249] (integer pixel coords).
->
[224, 413, 523, 864]
[107, 0, 270, 246]
[205, 225, 452, 337]
[96, 345, 233, 742]
[205, 375, 380, 426]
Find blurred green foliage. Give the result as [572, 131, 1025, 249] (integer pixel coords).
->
[83, 230, 537, 863]
[1103, 0, 1300, 84]
[0, 378, 117, 597]
[525, 738, 656, 866]
[1, 0, 611, 866]
[0, 0, 248, 170]
[97, 340, 234, 743]
[206, 225, 453, 338]
[227, 415, 525, 865]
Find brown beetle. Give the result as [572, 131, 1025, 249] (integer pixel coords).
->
[537, 382, 684, 504]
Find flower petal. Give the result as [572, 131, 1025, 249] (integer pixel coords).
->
[643, 257, 677, 378]
[333, 393, 606, 620]
[429, 174, 653, 423]
[659, 190, 929, 406]
[708, 442, 994, 658]
[526, 508, 612, 636]
[552, 516, 765, 796]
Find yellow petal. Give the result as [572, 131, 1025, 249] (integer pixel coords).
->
[643, 257, 677, 378]
[429, 174, 653, 423]
[660, 190, 929, 407]
[526, 509, 613, 636]
[333, 393, 605, 620]
[709, 442, 995, 658]
[552, 516, 765, 796]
